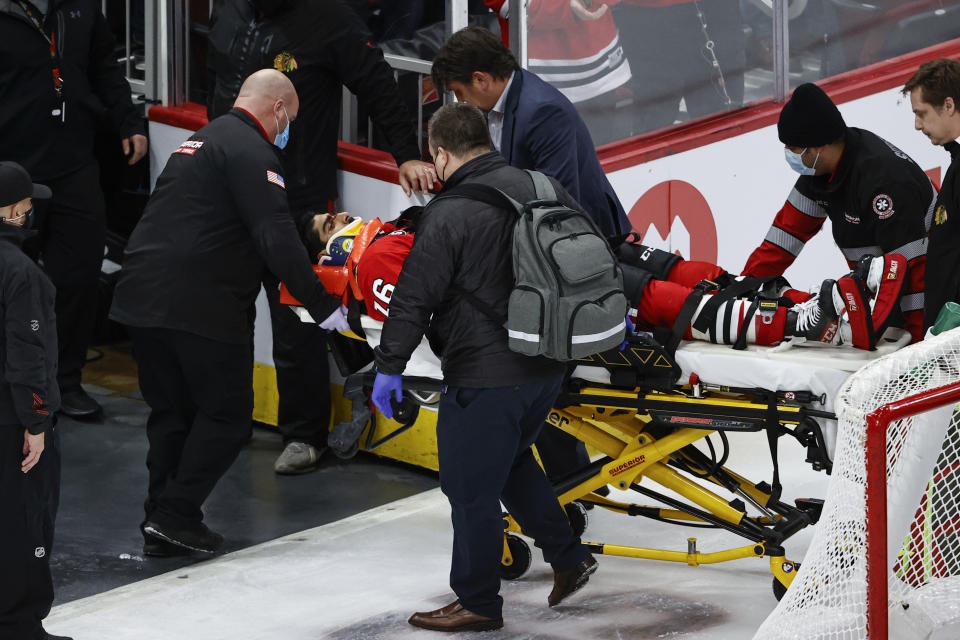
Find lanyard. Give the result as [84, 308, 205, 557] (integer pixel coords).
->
[16, 0, 63, 99]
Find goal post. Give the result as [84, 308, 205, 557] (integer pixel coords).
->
[865, 381, 960, 640]
[754, 327, 960, 640]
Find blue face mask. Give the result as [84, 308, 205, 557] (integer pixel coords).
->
[784, 147, 818, 176]
[274, 106, 291, 149]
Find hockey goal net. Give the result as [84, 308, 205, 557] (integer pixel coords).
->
[754, 327, 960, 640]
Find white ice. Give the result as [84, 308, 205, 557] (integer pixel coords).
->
[45, 431, 830, 640]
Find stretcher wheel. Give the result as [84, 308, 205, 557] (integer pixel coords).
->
[564, 501, 589, 537]
[500, 534, 532, 580]
[332, 440, 359, 459]
[772, 562, 801, 601]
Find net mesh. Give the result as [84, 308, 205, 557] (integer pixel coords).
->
[754, 327, 960, 640]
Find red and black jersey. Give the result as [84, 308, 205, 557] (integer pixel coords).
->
[355, 230, 415, 322]
[743, 127, 936, 342]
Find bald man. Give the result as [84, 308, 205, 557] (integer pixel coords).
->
[110, 69, 342, 555]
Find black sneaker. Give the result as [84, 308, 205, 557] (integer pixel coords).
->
[785, 280, 843, 345]
[143, 519, 223, 554]
[59, 387, 102, 418]
[36, 627, 73, 640]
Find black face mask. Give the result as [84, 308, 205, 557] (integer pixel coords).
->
[252, 0, 290, 17]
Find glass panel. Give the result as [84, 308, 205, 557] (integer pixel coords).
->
[519, 0, 753, 145]
[785, 0, 960, 87]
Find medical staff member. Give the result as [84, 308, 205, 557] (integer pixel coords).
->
[110, 70, 343, 556]
[903, 58, 960, 331]
[0, 162, 70, 640]
[743, 82, 935, 342]
[207, 0, 437, 475]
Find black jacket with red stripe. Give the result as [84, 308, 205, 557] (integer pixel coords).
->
[743, 127, 935, 341]
[0, 223, 59, 434]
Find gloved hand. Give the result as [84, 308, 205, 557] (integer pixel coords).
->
[318, 305, 350, 332]
[372, 372, 404, 420]
[620, 314, 635, 351]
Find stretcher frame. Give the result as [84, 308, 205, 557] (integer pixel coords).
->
[330, 332, 835, 599]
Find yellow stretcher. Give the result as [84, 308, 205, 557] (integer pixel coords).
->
[328, 330, 835, 600]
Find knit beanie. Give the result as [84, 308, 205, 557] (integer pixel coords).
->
[777, 83, 847, 147]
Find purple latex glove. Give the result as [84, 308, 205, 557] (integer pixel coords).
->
[372, 372, 403, 419]
[620, 314, 635, 351]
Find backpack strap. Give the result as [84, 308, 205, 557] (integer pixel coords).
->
[424, 182, 522, 328]
[525, 169, 558, 201]
[427, 182, 523, 215]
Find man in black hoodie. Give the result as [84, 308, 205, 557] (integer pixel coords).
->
[0, 0, 147, 418]
[0, 162, 70, 640]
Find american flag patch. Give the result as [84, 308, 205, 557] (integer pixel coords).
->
[266, 170, 285, 189]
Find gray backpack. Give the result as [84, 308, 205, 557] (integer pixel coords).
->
[436, 170, 627, 361]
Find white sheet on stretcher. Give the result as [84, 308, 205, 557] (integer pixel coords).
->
[295, 310, 910, 454]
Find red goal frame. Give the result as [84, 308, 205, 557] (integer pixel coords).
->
[865, 380, 960, 639]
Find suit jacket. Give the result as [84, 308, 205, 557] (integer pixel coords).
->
[499, 69, 630, 238]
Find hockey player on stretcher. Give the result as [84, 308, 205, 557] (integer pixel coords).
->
[285, 209, 911, 353]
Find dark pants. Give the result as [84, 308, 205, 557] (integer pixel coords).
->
[535, 427, 591, 485]
[26, 163, 107, 392]
[437, 376, 587, 619]
[130, 327, 253, 527]
[0, 426, 60, 640]
[615, 0, 746, 134]
[263, 276, 332, 449]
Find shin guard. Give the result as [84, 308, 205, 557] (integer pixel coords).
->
[836, 253, 907, 350]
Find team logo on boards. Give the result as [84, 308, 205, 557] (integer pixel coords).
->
[628, 181, 718, 264]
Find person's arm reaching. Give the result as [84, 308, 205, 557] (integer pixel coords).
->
[226, 150, 341, 324]
[325, 9, 428, 194]
[374, 211, 460, 374]
[88, 6, 147, 164]
[743, 183, 828, 276]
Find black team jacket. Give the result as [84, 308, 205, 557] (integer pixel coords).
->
[0, 0, 145, 180]
[109, 109, 340, 344]
[206, 0, 422, 218]
[0, 223, 59, 433]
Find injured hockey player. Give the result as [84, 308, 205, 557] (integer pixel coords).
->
[296, 212, 910, 352]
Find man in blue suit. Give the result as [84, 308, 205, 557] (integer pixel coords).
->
[430, 26, 627, 485]
[431, 26, 630, 239]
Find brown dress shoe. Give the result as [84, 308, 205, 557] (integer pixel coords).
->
[408, 600, 504, 632]
[548, 554, 598, 607]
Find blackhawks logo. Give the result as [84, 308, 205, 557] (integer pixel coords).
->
[273, 52, 298, 73]
[935, 204, 949, 226]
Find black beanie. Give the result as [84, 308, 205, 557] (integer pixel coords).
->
[777, 83, 846, 147]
